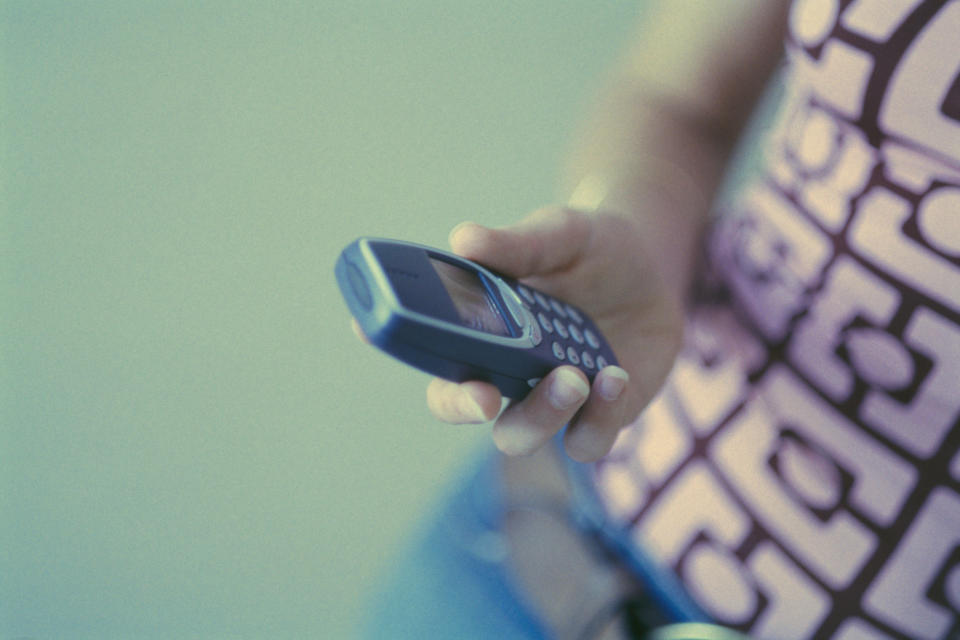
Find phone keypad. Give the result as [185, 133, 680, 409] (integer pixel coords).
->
[538, 312, 554, 334]
[584, 329, 600, 350]
[515, 285, 612, 375]
[534, 291, 551, 311]
[568, 324, 583, 345]
[552, 318, 569, 339]
[517, 285, 537, 306]
[552, 341, 566, 360]
[549, 299, 568, 318]
[581, 351, 595, 370]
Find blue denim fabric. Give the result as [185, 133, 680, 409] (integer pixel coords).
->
[562, 454, 711, 625]
[362, 444, 709, 639]
[361, 449, 550, 639]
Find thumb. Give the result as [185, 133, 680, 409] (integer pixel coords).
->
[448, 207, 593, 279]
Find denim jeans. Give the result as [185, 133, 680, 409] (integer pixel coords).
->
[362, 448, 549, 639]
[361, 442, 714, 639]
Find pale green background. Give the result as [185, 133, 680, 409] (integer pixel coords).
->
[1, 3, 642, 637]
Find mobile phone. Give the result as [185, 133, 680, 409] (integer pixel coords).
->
[335, 237, 618, 399]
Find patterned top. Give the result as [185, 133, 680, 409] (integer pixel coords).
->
[589, 1, 960, 638]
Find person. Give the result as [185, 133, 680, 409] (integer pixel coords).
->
[364, 1, 960, 638]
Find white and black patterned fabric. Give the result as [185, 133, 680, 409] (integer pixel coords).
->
[590, 1, 960, 638]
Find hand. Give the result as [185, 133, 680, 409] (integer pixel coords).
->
[427, 206, 685, 462]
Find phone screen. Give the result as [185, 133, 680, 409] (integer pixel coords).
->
[430, 258, 510, 336]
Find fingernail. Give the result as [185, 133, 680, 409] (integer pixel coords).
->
[459, 393, 488, 423]
[548, 369, 589, 410]
[597, 367, 629, 402]
[448, 221, 479, 246]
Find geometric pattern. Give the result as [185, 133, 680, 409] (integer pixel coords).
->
[589, 1, 960, 637]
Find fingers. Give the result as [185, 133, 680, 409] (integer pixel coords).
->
[563, 366, 631, 462]
[492, 366, 591, 456]
[492, 365, 630, 461]
[357, 303, 631, 461]
[448, 207, 593, 278]
[425, 366, 630, 461]
[353, 322, 501, 425]
[426, 378, 502, 424]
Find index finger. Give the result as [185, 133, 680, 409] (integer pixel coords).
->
[426, 378, 502, 424]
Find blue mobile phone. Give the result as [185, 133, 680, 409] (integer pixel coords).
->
[335, 237, 618, 399]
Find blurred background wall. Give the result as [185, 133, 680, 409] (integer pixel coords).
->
[1, 2, 642, 637]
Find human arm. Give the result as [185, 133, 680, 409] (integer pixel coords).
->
[428, 0, 792, 461]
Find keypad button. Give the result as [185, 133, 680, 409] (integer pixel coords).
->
[581, 351, 595, 369]
[595, 355, 608, 370]
[527, 377, 542, 388]
[552, 341, 566, 360]
[538, 312, 554, 333]
[584, 329, 601, 349]
[553, 318, 569, 339]
[517, 285, 536, 305]
[534, 291, 551, 310]
[568, 324, 584, 344]
[566, 347, 580, 365]
[549, 299, 568, 318]
[565, 305, 583, 324]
